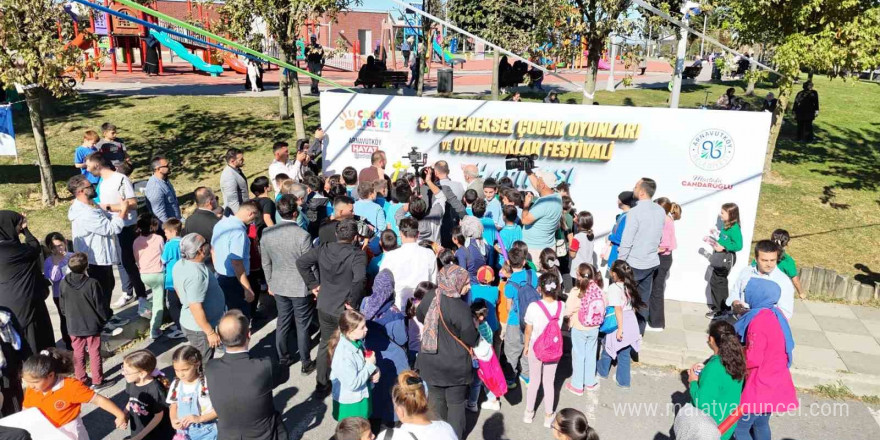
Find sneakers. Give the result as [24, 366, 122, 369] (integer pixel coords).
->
[646, 326, 664, 332]
[523, 411, 535, 424]
[90, 377, 117, 391]
[519, 374, 530, 386]
[137, 298, 151, 319]
[705, 311, 717, 319]
[113, 292, 135, 308]
[101, 326, 124, 337]
[481, 399, 501, 411]
[106, 316, 130, 327]
[585, 382, 600, 391]
[465, 402, 479, 413]
[565, 383, 584, 396]
[165, 329, 186, 340]
[543, 413, 555, 428]
[506, 378, 518, 390]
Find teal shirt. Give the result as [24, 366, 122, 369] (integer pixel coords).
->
[523, 193, 562, 250]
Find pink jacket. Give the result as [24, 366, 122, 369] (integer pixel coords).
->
[133, 234, 165, 274]
[659, 215, 677, 255]
[740, 309, 798, 414]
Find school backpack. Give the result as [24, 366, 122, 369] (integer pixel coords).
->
[511, 269, 541, 330]
[532, 301, 563, 363]
[578, 281, 607, 327]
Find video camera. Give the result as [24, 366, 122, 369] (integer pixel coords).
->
[353, 215, 376, 240]
[505, 154, 537, 174]
[404, 146, 428, 169]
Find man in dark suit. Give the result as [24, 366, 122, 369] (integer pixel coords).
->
[184, 187, 221, 243]
[205, 310, 288, 440]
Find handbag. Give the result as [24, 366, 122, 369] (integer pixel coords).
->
[598, 306, 618, 333]
[709, 250, 736, 271]
[438, 295, 475, 363]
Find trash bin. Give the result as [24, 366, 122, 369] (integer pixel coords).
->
[437, 68, 453, 94]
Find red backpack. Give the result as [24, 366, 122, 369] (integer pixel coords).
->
[532, 301, 563, 363]
[578, 281, 607, 327]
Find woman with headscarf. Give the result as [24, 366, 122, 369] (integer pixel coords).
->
[360, 269, 409, 428]
[142, 34, 160, 76]
[456, 216, 491, 284]
[416, 264, 479, 440]
[733, 279, 797, 440]
[0, 211, 53, 355]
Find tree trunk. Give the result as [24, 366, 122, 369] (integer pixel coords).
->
[491, 50, 500, 101]
[279, 51, 290, 119]
[25, 89, 57, 206]
[582, 42, 600, 104]
[289, 69, 306, 140]
[745, 60, 757, 95]
[763, 82, 792, 176]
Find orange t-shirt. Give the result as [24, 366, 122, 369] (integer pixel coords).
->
[23, 377, 96, 427]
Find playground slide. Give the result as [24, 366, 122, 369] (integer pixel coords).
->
[432, 40, 463, 65]
[223, 53, 247, 74]
[150, 29, 223, 76]
[65, 32, 93, 51]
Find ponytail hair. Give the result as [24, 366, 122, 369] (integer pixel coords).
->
[123, 349, 170, 389]
[23, 348, 73, 379]
[709, 320, 747, 381]
[576, 211, 594, 241]
[327, 310, 366, 364]
[168, 345, 206, 402]
[610, 260, 645, 310]
[555, 408, 600, 440]
[538, 272, 560, 300]
[576, 263, 603, 298]
[392, 370, 430, 417]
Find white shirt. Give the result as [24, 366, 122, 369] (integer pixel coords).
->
[728, 265, 795, 319]
[604, 282, 632, 311]
[380, 242, 437, 309]
[523, 299, 565, 349]
[268, 159, 303, 191]
[378, 421, 458, 440]
[97, 171, 137, 226]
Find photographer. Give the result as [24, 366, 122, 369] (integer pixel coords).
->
[395, 167, 447, 243]
[296, 218, 368, 395]
[521, 170, 563, 262]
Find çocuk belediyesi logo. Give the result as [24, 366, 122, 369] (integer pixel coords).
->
[689, 129, 734, 171]
[341, 109, 392, 132]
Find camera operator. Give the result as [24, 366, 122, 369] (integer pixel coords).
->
[394, 168, 446, 242]
[433, 161, 468, 249]
[521, 170, 563, 262]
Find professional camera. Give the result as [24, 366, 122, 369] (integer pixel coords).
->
[505, 154, 537, 174]
[353, 215, 376, 240]
[404, 146, 428, 168]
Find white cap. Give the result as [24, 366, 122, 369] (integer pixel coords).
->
[533, 169, 558, 188]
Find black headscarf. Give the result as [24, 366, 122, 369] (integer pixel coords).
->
[0, 211, 23, 243]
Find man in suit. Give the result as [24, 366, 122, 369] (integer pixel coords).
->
[183, 187, 221, 268]
[260, 194, 316, 374]
[220, 148, 249, 216]
[206, 310, 288, 440]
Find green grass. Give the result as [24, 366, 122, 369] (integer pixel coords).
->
[2, 77, 878, 284]
[804, 382, 880, 405]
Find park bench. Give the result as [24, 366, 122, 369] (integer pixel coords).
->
[683, 64, 702, 79]
[355, 70, 409, 89]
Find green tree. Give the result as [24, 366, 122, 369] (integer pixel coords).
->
[0, 1, 97, 206]
[220, 0, 356, 139]
[721, 0, 880, 174]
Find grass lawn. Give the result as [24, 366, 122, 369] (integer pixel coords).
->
[1, 77, 877, 284]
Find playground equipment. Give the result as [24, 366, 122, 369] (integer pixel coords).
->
[223, 53, 248, 74]
[150, 29, 223, 76]
[432, 39, 465, 67]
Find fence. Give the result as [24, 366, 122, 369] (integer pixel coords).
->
[799, 266, 879, 303]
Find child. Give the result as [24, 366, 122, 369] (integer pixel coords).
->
[569, 211, 596, 279]
[122, 350, 175, 439]
[368, 230, 398, 278]
[133, 213, 166, 340]
[552, 408, 600, 440]
[43, 232, 73, 349]
[373, 179, 388, 207]
[405, 282, 431, 367]
[456, 216, 491, 284]
[482, 179, 504, 229]
[539, 248, 563, 288]
[522, 273, 566, 427]
[463, 189, 479, 215]
[329, 310, 379, 421]
[335, 417, 373, 440]
[495, 205, 522, 268]
[766, 229, 805, 299]
[342, 166, 359, 200]
[565, 263, 604, 395]
[708, 203, 743, 318]
[95, 122, 129, 169]
[272, 173, 290, 200]
[74, 130, 101, 184]
[22, 348, 127, 439]
[503, 246, 537, 387]
[471, 198, 497, 248]
[59, 252, 113, 390]
[467, 298, 503, 412]
[167, 345, 218, 440]
[160, 218, 186, 340]
[597, 260, 645, 389]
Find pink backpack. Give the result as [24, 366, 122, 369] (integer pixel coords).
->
[533, 301, 563, 363]
[578, 281, 607, 327]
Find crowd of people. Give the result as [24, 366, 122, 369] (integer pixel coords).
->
[0, 124, 804, 440]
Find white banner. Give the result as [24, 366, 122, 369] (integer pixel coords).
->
[320, 93, 771, 304]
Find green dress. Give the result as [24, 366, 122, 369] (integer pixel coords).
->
[689, 355, 743, 440]
[332, 339, 372, 421]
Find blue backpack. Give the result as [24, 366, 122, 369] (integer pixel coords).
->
[510, 269, 541, 331]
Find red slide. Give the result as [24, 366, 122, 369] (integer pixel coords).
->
[223, 53, 247, 74]
[65, 32, 93, 51]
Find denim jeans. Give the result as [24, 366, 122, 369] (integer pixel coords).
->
[631, 266, 657, 334]
[734, 413, 772, 440]
[570, 327, 600, 389]
[597, 345, 632, 388]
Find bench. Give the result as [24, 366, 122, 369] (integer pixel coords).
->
[683, 64, 702, 79]
[355, 70, 409, 88]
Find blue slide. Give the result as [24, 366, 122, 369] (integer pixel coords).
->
[150, 29, 223, 76]
[432, 40, 464, 66]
